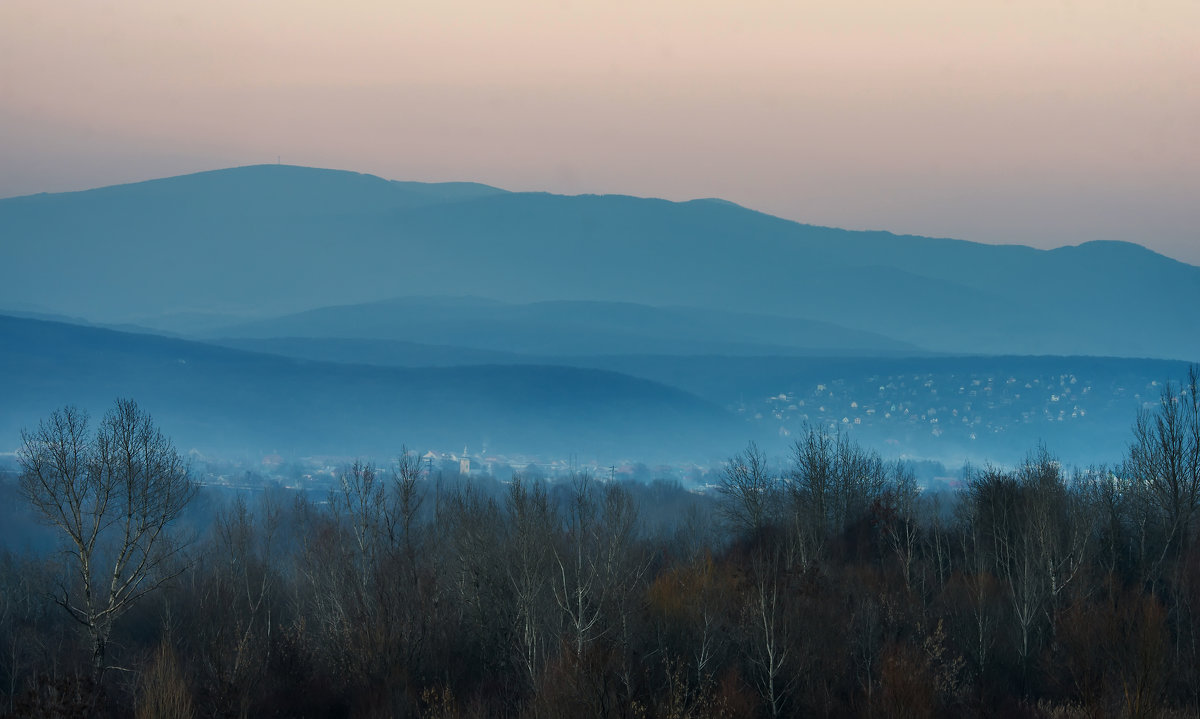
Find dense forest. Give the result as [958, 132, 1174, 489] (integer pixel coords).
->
[3, 371, 1200, 718]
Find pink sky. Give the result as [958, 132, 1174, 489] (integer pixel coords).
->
[2, 0, 1197, 263]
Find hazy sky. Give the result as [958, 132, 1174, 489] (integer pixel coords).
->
[2, 1, 1197, 263]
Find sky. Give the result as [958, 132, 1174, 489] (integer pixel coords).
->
[2, 0, 1197, 263]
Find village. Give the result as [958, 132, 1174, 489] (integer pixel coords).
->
[738, 364, 1166, 464]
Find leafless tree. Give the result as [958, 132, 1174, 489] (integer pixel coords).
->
[504, 474, 556, 688]
[548, 473, 650, 714]
[17, 400, 195, 681]
[1016, 447, 1091, 630]
[954, 507, 999, 685]
[595, 480, 651, 700]
[743, 546, 795, 719]
[0, 551, 45, 715]
[717, 442, 777, 538]
[786, 428, 834, 566]
[195, 493, 280, 718]
[329, 460, 386, 589]
[883, 461, 923, 594]
[785, 427, 888, 566]
[1126, 367, 1200, 563]
[439, 479, 506, 660]
[554, 474, 606, 659]
[391, 447, 426, 571]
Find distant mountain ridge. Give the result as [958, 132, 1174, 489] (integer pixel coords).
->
[0, 314, 734, 460]
[2, 164, 1197, 359]
[3, 312, 1184, 468]
[208, 296, 919, 356]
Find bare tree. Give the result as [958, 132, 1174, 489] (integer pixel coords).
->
[554, 473, 606, 659]
[391, 447, 426, 571]
[1126, 367, 1200, 562]
[1017, 448, 1091, 631]
[743, 546, 795, 719]
[882, 461, 922, 594]
[195, 493, 280, 718]
[717, 442, 776, 538]
[17, 400, 195, 681]
[962, 450, 1090, 690]
[786, 428, 834, 566]
[329, 460, 386, 589]
[0, 551, 44, 715]
[504, 474, 556, 688]
[954, 506, 999, 685]
[785, 427, 888, 566]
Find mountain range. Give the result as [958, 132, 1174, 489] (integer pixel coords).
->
[3, 164, 1198, 359]
[1, 311, 1185, 467]
[2, 164, 1197, 466]
[206, 296, 917, 356]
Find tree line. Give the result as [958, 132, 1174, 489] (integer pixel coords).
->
[2, 369, 1200, 717]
